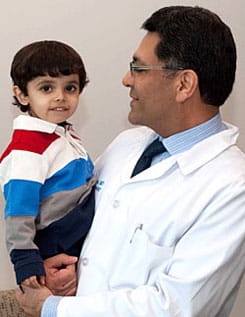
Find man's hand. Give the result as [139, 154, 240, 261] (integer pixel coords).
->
[16, 284, 52, 317]
[44, 253, 78, 296]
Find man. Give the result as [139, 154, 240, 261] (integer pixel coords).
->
[17, 5, 245, 317]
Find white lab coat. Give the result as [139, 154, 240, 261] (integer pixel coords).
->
[57, 123, 245, 317]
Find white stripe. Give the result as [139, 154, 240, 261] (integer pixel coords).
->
[43, 135, 87, 178]
[0, 136, 88, 188]
[14, 115, 57, 133]
[0, 150, 47, 186]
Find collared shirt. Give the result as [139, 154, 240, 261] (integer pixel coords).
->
[152, 112, 225, 164]
[0, 115, 95, 285]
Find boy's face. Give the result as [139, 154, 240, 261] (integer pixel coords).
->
[14, 74, 81, 124]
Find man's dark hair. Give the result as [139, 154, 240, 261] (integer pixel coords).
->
[142, 6, 236, 106]
[10, 40, 88, 112]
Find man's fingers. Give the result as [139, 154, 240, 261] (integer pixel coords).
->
[15, 284, 53, 317]
[44, 254, 78, 271]
[62, 286, 77, 296]
[44, 254, 78, 295]
[50, 273, 77, 295]
[60, 255, 78, 266]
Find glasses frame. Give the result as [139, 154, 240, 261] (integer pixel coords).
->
[129, 61, 184, 76]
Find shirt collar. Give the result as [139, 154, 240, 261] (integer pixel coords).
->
[13, 115, 68, 134]
[159, 113, 225, 156]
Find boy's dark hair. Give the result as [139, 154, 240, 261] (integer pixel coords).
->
[142, 6, 236, 106]
[11, 40, 88, 112]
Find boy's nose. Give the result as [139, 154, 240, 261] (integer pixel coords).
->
[54, 90, 65, 101]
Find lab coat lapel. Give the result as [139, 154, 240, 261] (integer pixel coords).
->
[120, 130, 177, 183]
[128, 156, 177, 182]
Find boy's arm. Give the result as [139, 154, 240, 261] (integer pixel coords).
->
[6, 215, 46, 284]
[8, 215, 78, 291]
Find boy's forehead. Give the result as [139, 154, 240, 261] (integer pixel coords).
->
[29, 73, 80, 84]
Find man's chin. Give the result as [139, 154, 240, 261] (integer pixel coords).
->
[128, 113, 141, 126]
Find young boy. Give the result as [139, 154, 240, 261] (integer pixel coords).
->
[0, 40, 96, 288]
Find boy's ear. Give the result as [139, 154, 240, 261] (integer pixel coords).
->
[13, 86, 29, 105]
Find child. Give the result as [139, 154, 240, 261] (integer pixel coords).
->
[0, 40, 96, 288]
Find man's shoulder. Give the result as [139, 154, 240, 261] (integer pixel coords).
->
[220, 145, 245, 176]
[95, 127, 154, 169]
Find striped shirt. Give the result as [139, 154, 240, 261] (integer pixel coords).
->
[152, 113, 225, 164]
[0, 115, 95, 284]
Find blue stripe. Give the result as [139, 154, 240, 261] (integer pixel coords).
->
[162, 113, 225, 155]
[4, 180, 42, 217]
[163, 113, 225, 155]
[40, 157, 93, 200]
[152, 113, 225, 165]
[41, 296, 62, 317]
[4, 157, 94, 217]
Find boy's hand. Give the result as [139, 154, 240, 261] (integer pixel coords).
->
[44, 253, 78, 296]
[21, 275, 45, 289]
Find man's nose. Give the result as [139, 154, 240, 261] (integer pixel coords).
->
[122, 70, 133, 87]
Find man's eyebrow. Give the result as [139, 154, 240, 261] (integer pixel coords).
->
[132, 55, 146, 65]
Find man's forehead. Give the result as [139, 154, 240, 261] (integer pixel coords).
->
[132, 32, 161, 64]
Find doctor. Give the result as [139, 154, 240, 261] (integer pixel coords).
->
[17, 5, 245, 317]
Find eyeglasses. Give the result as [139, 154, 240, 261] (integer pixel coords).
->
[129, 61, 184, 76]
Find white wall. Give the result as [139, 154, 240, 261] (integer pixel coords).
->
[0, 1, 244, 315]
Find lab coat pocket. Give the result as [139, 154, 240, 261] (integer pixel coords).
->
[109, 227, 174, 289]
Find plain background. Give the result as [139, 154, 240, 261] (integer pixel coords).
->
[0, 1, 244, 315]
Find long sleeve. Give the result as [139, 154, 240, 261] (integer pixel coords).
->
[1, 139, 49, 284]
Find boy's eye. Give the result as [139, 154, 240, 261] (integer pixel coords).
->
[66, 85, 78, 92]
[40, 85, 52, 92]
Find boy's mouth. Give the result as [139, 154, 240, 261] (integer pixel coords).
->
[51, 107, 68, 111]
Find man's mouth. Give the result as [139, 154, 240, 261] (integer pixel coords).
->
[130, 94, 139, 101]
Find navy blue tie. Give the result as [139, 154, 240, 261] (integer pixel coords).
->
[131, 138, 166, 177]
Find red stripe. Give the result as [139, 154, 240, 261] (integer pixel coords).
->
[70, 134, 80, 140]
[0, 130, 60, 162]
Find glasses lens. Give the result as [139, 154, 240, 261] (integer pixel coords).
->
[130, 62, 133, 75]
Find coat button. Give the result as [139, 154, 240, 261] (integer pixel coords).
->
[82, 257, 89, 266]
[113, 200, 120, 208]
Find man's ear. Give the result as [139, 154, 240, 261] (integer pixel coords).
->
[13, 86, 29, 105]
[175, 70, 198, 103]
